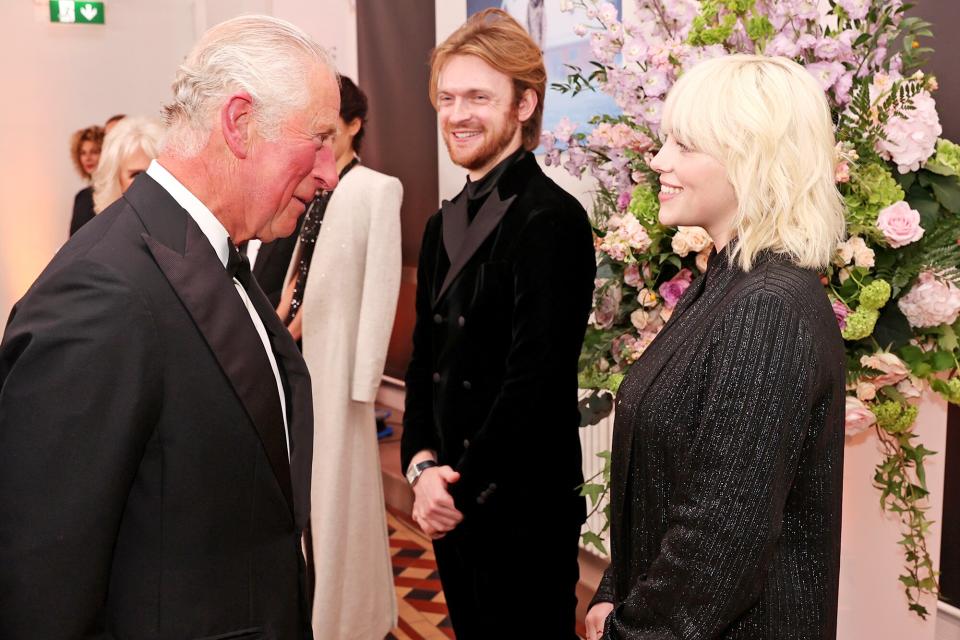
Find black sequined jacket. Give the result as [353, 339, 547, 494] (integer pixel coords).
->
[593, 247, 845, 640]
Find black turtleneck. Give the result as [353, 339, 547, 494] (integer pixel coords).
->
[463, 146, 527, 222]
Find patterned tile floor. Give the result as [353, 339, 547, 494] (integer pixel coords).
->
[386, 511, 456, 640]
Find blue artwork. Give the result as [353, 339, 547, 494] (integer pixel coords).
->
[466, 0, 623, 151]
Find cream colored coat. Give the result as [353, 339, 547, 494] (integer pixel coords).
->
[295, 165, 402, 639]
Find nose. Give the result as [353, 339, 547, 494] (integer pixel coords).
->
[314, 145, 338, 191]
[649, 144, 668, 174]
[448, 97, 472, 125]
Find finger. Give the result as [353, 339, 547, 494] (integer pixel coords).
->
[425, 511, 462, 531]
[437, 467, 460, 483]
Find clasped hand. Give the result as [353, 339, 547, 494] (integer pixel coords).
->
[411, 465, 463, 539]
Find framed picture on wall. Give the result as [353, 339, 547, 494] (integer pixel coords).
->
[466, 0, 622, 150]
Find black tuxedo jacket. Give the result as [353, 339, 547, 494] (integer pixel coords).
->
[401, 152, 596, 527]
[0, 175, 314, 640]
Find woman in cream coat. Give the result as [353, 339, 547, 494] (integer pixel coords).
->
[279, 77, 402, 640]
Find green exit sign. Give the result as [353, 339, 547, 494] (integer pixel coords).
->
[50, 1, 105, 25]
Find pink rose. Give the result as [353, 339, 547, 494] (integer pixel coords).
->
[593, 286, 622, 329]
[835, 160, 850, 183]
[695, 246, 713, 273]
[624, 263, 642, 288]
[630, 309, 649, 331]
[658, 268, 693, 309]
[637, 288, 658, 308]
[845, 396, 877, 437]
[897, 378, 922, 399]
[876, 201, 924, 248]
[898, 271, 960, 328]
[856, 381, 876, 401]
[832, 299, 849, 330]
[860, 352, 910, 387]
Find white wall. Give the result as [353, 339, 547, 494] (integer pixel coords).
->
[0, 0, 202, 323]
[274, 0, 358, 80]
[0, 0, 357, 325]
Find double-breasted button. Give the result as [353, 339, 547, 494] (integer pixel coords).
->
[487, 483, 497, 492]
[476, 494, 486, 505]
[432, 372, 441, 383]
[462, 380, 472, 390]
[457, 315, 466, 327]
[433, 313, 443, 324]
[463, 439, 470, 449]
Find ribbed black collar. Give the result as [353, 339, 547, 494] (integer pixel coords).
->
[464, 146, 528, 202]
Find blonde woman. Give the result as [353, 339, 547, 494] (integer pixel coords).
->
[586, 55, 847, 640]
[92, 116, 163, 214]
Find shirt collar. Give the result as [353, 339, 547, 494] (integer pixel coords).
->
[146, 160, 232, 267]
[464, 146, 527, 202]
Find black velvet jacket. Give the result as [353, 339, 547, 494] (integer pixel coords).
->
[401, 151, 596, 523]
[594, 247, 845, 639]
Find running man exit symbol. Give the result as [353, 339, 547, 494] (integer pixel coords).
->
[49, 1, 105, 24]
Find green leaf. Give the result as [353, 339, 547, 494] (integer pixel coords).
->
[580, 483, 605, 506]
[578, 391, 614, 427]
[581, 531, 607, 555]
[898, 344, 925, 365]
[922, 172, 960, 213]
[896, 172, 917, 191]
[937, 324, 958, 352]
[930, 351, 955, 372]
[874, 305, 914, 351]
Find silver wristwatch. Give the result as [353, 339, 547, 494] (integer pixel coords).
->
[406, 460, 438, 487]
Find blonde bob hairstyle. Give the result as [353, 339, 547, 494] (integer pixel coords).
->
[92, 116, 164, 214]
[661, 54, 846, 272]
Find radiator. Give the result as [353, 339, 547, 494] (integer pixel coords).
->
[578, 397, 615, 559]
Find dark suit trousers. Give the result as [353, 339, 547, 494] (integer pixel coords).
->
[433, 516, 581, 639]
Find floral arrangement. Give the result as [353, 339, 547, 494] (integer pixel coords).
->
[545, 0, 960, 617]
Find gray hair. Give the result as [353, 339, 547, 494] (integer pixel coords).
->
[93, 116, 164, 213]
[162, 14, 335, 157]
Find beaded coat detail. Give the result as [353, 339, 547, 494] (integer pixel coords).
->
[593, 247, 846, 640]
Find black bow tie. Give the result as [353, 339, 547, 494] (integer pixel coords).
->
[226, 241, 252, 290]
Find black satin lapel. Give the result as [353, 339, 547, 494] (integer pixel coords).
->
[142, 224, 295, 515]
[441, 198, 467, 270]
[244, 282, 313, 528]
[435, 191, 517, 304]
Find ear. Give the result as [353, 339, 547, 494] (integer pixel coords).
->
[516, 87, 538, 124]
[345, 117, 362, 138]
[221, 92, 254, 160]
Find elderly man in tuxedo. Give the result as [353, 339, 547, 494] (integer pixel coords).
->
[0, 15, 338, 640]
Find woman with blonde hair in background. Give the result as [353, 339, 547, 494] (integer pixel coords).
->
[92, 116, 163, 214]
[68, 125, 104, 236]
[586, 54, 847, 640]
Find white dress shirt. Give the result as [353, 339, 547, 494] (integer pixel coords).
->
[146, 160, 290, 459]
